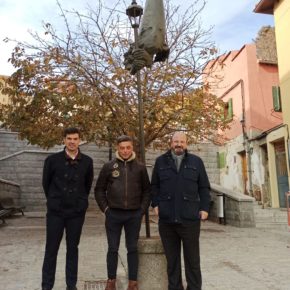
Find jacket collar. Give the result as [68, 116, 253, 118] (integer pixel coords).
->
[115, 151, 136, 162]
[64, 147, 82, 161]
[165, 149, 188, 159]
[165, 149, 188, 169]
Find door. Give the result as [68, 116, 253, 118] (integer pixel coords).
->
[260, 145, 270, 205]
[274, 141, 289, 208]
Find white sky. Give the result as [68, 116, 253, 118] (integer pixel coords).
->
[0, 0, 273, 76]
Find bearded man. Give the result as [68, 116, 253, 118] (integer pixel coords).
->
[151, 132, 211, 290]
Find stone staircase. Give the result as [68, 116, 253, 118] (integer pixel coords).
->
[253, 202, 289, 230]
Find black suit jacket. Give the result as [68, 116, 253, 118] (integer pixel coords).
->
[42, 149, 94, 216]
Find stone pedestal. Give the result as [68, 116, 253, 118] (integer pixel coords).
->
[138, 236, 167, 290]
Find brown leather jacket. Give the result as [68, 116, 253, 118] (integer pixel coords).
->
[94, 152, 151, 213]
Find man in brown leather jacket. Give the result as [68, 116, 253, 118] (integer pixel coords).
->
[94, 135, 151, 290]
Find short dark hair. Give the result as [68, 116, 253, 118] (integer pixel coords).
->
[117, 135, 133, 144]
[63, 127, 81, 138]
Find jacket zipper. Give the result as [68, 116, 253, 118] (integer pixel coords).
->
[125, 161, 128, 208]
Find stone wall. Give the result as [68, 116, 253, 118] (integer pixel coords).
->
[0, 131, 220, 211]
[255, 26, 277, 64]
[210, 183, 255, 227]
[189, 143, 220, 184]
[0, 178, 21, 206]
[0, 130, 62, 158]
[0, 145, 109, 211]
[145, 143, 220, 184]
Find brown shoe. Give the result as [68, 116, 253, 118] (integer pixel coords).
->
[127, 280, 138, 290]
[105, 279, 116, 290]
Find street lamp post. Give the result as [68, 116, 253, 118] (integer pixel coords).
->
[126, 0, 150, 238]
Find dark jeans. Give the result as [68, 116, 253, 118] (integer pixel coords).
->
[42, 213, 85, 289]
[159, 221, 201, 290]
[105, 208, 143, 280]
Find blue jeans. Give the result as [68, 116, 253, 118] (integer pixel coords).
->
[105, 208, 143, 280]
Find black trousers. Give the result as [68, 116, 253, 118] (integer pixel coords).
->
[159, 221, 201, 290]
[42, 212, 85, 289]
[105, 208, 142, 281]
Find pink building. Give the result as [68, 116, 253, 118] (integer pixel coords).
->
[206, 43, 281, 141]
[204, 42, 286, 207]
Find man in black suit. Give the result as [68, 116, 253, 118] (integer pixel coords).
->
[41, 127, 94, 290]
[151, 132, 210, 290]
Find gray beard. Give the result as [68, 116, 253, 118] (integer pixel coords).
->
[173, 148, 185, 156]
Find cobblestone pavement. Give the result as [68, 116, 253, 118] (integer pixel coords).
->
[1, 211, 290, 290]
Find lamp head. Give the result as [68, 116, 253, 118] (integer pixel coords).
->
[126, 0, 143, 28]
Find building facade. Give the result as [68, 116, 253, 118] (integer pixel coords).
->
[254, 0, 290, 208]
[204, 40, 287, 208]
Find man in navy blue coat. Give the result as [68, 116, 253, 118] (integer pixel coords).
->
[151, 132, 210, 290]
[41, 127, 94, 290]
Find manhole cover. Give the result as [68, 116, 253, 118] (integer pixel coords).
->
[84, 280, 108, 290]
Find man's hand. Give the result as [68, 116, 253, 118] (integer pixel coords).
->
[103, 207, 109, 216]
[153, 207, 159, 216]
[199, 211, 208, 221]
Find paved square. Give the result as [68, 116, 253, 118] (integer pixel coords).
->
[1, 211, 290, 290]
[84, 280, 107, 290]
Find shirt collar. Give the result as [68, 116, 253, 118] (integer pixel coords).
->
[64, 148, 81, 161]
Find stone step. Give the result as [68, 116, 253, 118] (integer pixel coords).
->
[254, 204, 289, 229]
[254, 210, 287, 219]
[255, 221, 289, 230]
[255, 216, 287, 223]
[255, 209, 287, 215]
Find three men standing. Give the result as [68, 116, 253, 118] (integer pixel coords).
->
[41, 129, 210, 290]
[95, 135, 151, 290]
[151, 132, 211, 290]
[41, 127, 94, 290]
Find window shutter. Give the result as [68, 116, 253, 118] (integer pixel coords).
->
[272, 86, 282, 112]
[221, 105, 225, 120]
[222, 98, 233, 120]
[227, 98, 233, 120]
[217, 152, 226, 168]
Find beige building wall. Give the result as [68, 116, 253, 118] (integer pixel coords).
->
[273, 0, 290, 129]
[274, 0, 290, 193]
[255, 0, 290, 201]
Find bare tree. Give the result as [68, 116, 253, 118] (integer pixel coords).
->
[0, 0, 229, 151]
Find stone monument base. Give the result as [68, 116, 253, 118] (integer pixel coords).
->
[138, 236, 167, 290]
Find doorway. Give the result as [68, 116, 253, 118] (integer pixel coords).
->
[274, 140, 289, 208]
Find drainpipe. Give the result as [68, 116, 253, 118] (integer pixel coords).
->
[219, 79, 253, 196]
[285, 124, 290, 191]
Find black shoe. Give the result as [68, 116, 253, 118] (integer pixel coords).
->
[66, 287, 77, 290]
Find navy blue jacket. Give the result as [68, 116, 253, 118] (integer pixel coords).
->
[151, 150, 210, 224]
[42, 149, 94, 216]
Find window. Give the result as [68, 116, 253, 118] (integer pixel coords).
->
[223, 98, 233, 120]
[272, 86, 282, 112]
[217, 152, 226, 168]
